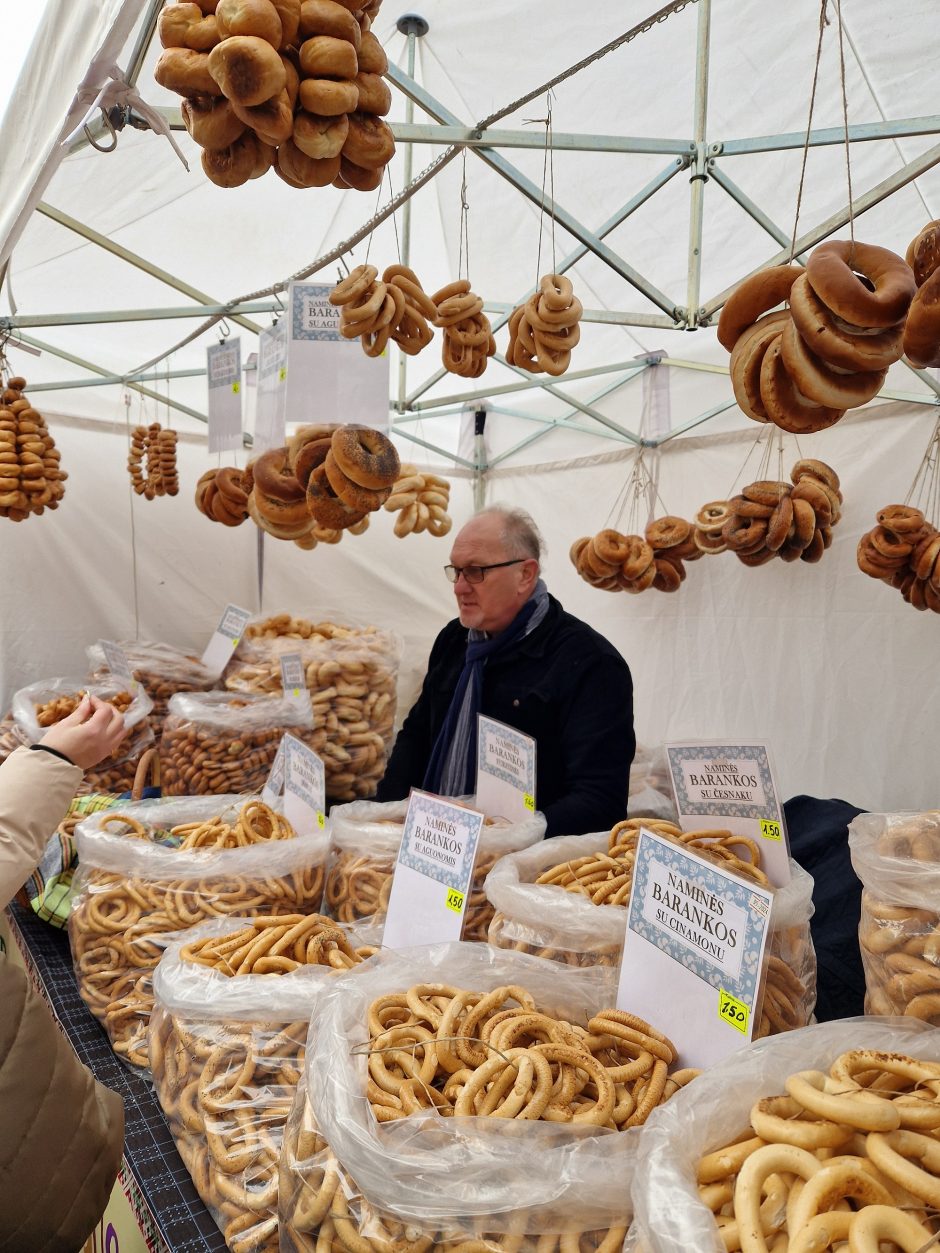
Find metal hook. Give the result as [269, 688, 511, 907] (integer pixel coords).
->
[271, 288, 285, 325]
[218, 318, 231, 343]
[84, 106, 118, 153]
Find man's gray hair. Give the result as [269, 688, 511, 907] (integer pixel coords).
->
[477, 505, 544, 563]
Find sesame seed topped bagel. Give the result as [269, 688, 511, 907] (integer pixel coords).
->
[788, 274, 905, 372]
[806, 240, 915, 329]
[323, 449, 391, 511]
[716, 264, 803, 352]
[330, 424, 399, 489]
[306, 462, 367, 529]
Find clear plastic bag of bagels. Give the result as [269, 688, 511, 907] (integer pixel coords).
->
[86, 639, 217, 718]
[279, 942, 629, 1252]
[484, 835, 818, 1033]
[11, 672, 154, 752]
[149, 915, 373, 1250]
[626, 1017, 940, 1253]
[159, 690, 316, 797]
[322, 796, 547, 937]
[68, 795, 329, 1070]
[848, 810, 940, 1020]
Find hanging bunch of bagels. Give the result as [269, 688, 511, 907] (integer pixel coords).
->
[718, 241, 915, 432]
[329, 264, 437, 358]
[858, 505, 940, 614]
[0, 375, 67, 521]
[128, 422, 179, 499]
[433, 279, 497, 378]
[195, 465, 251, 525]
[570, 515, 700, 594]
[902, 218, 940, 366]
[156, 0, 394, 192]
[721, 458, 842, 566]
[507, 274, 583, 376]
[382, 462, 452, 537]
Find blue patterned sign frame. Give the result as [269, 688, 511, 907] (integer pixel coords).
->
[476, 716, 536, 795]
[291, 283, 343, 343]
[666, 743, 780, 821]
[627, 830, 772, 1005]
[398, 790, 484, 892]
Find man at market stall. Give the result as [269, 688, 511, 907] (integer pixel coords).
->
[376, 506, 635, 836]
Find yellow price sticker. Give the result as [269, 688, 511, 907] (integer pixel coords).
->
[759, 818, 782, 841]
[231, 637, 240, 646]
[279, 367, 287, 381]
[232, 381, 241, 394]
[445, 888, 465, 914]
[317, 812, 325, 829]
[292, 687, 301, 697]
[523, 793, 535, 812]
[718, 989, 750, 1035]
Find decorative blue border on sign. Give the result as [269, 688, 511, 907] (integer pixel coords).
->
[477, 717, 536, 795]
[627, 831, 770, 1003]
[291, 283, 343, 342]
[284, 736, 325, 807]
[398, 792, 484, 892]
[666, 743, 779, 821]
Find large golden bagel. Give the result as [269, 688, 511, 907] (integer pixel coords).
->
[250, 447, 306, 504]
[335, 157, 382, 191]
[293, 109, 348, 158]
[181, 96, 246, 149]
[806, 240, 915, 328]
[357, 30, 388, 74]
[208, 35, 286, 106]
[298, 77, 358, 116]
[780, 317, 886, 409]
[247, 492, 315, 538]
[292, 436, 333, 486]
[342, 111, 394, 170]
[788, 274, 904, 371]
[299, 0, 361, 46]
[277, 140, 340, 187]
[232, 88, 293, 144]
[323, 450, 391, 511]
[759, 338, 845, 434]
[330, 425, 399, 489]
[215, 0, 282, 45]
[298, 34, 358, 78]
[159, 3, 220, 50]
[354, 72, 391, 116]
[306, 463, 368, 529]
[201, 131, 267, 186]
[716, 264, 802, 352]
[906, 219, 940, 286]
[154, 48, 219, 97]
[728, 311, 788, 421]
[902, 268, 940, 368]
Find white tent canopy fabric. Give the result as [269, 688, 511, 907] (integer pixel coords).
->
[0, 0, 937, 812]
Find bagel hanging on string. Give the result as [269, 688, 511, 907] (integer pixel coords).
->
[127, 422, 178, 500]
[383, 463, 452, 538]
[0, 373, 67, 522]
[902, 219, 940, 368]
[195, 466, 250, 526]
[329, 264, 400, 358]
[506, 273, 583, 376]
[720, 459, 843, 568]
[570, 516, 699, 595]
[432, 279, 496, 379]
[382, 265, 436, 356]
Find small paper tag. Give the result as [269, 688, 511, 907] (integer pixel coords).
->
[279, 653, 312, 718]
[260, 733, 325, 834]
[261, 738, 287, 807]
[200, 603, 252, 677]
[475, 714, 537, 823]
[97, 639, 137, 691]
[383, 790, 485, 950]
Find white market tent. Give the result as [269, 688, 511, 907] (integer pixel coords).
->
[0, 0, 938, 812]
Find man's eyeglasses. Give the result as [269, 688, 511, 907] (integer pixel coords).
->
[444, 559, 524, 584]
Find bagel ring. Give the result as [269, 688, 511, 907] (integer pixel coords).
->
[876, 504, 925, 535]
[806, 240, 916, 329]
[330, 425, 400, 489]
[593, 529, 630, 564]
[323, 450, 391, 512]
[645, 516, 692, 550]
[780, 317, 886, 409]
[620, 536, 655, 580]
[790, 459, 841, 491]
[789, 274, 905, 371]
[759, 338, 845, 433]
[716, 264, 802, 352]
[729, 311, 789, 420]
[306, 462, 368, 530]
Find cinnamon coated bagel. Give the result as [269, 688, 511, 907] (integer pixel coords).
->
[293, 109, 348, 157]
[299, 0, 361, 46]
[902, 268, 940, 368]
[306, 463, 368, 529]
[208, 34, 286, 106]
[330, 425, 399, 489]
[159, 3, 220, 50]
[806, 240, 915, 329]
[181, 96, 246, 149]
[759, 339, 845, 434]
[251, 447, 306, 503]
[154, 47, 219, 97]
[323, 451, 391, 511]
[788, 275, 905, 372]
[342, 112, 395, 170]
[780, 317, 886, 409]
[215, 0, 283, 45]
[716, 265, 802, 352]
[298, 34, 358, 78]
[298, 77, 358, 116]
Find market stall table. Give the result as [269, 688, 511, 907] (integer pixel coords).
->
[3, 900, 226, 1253]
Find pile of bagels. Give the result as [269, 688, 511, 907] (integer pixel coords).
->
[570, 515, 700, 594]
[718, 240, 915, 432]
[156, 0, 394, 192]
[434, 279, 497, 378]
[857, 504, 940, 614]
[507, 273, 583, 376]
[195, 465, 251, 525]
[719, 459, 842, 566]
[903, 217, 940, 366]
[0, 376, 67, 521]
[128, 422, 179, 499]
[329, 264, 437, 358]
[383, 462, 452, 537]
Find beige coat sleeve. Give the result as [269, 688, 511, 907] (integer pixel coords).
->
[0, 745, 83, 909]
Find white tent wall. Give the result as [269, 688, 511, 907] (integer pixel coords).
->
[0, 401, 934, 815]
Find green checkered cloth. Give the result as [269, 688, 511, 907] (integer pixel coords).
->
[15, 793, 125, 928]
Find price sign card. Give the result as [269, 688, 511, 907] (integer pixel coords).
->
[617, 828, 774, 1069]
[383, 790, 485, 950]
[475, 715, 536, 823]
[665, 741, 791, 887]
[279, 653, 313, 720]
[97, 639, 137, 691]
[261, 733, 325, 834]
[254, 320, 288, 453]
[206, 339, 243, 454]
[201, 603, 252, 677]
